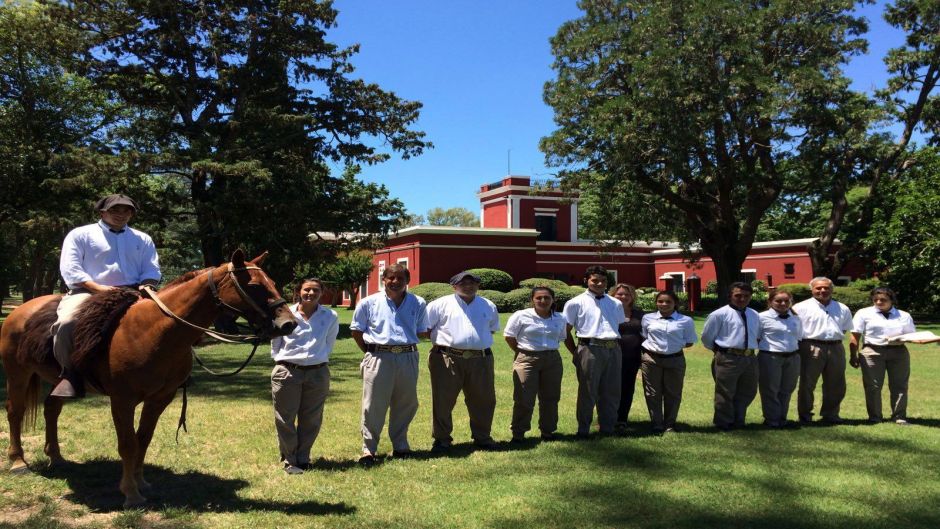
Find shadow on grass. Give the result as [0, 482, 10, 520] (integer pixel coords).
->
[35, 458, 355, 515]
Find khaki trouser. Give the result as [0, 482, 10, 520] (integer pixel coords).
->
[428, 349, 496, 444]
[511, 350, 563, 437]
[711, 351, 759, 428]
[51, 291, 93, 371]
[758, 352, 801, 425]
[798, 340, 846, 421]
[574, 344, 622, 434]
[640, 351, 685, 430]
[360, 350, 420, 455]
[271, 363, 330, 466]
[859, 344, 910, 421]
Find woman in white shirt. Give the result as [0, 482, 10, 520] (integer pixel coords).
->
[270, 278, 339, 474]
[640, 290, 697, 434]
[850, 287, 917, 425]
[757, 290, 803, 428]
[504, 287, 567, 442]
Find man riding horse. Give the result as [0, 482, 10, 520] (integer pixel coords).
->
[51, 194, 161, 398]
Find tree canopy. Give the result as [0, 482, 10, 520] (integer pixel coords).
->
[425, 207, 479, 227]
[542, 0, 868, 297]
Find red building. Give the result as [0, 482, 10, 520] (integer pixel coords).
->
[364, 176, 856, 296]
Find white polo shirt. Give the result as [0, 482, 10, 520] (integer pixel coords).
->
[852, 306, 916, 346]
[60, 220, 161, 289]
[426, 294, 500, 349]
[562, 291, 625, 340]
[701, 304, 761, 350]
[793, 298, 853, 341]
[270, 304, 339, 366]
[641, 311, 697, 354]
[758, 310, 802, 353]
[503, 308, 567, 352]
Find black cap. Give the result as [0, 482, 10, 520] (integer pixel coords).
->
[96, 194, 138, 212]
[449, 271, 481, 285]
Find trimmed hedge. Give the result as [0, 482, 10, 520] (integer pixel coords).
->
[775, 282, 870, 312]
[409, 282, 452, 303]
[517, 278, 571, 291]
[466, 268, 514, 292]
[479, 289, 510, 312]
[776, 283, 812, 301]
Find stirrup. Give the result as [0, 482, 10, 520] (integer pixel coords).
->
[50, 377, 85, 399]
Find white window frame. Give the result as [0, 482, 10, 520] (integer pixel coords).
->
[378, 260, 386, 291]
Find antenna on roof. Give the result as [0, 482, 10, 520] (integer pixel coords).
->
[507, 149, 511, 176]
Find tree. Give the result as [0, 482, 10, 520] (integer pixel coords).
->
[542, 0, 867, 299]
[806, 0, 939, 277]
[319, 252, 374, 309]
[396, 211, 426, 229]
[426, 207, 479, 227]
[864, 147, 940, 313]
[52, 1, 429, 285]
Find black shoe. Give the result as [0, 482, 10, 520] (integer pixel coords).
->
[575, 432, 591, 440]
[540, 432, 556, 441]
[474, 439, 498, 451]
[821, 416, 845, 425]
[50, 372, 85, 399]
[358, 454, 376, 467]
[431, 440, 451, 453]
[391, 449, 413, 459]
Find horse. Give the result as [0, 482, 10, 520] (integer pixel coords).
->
[0, 249, 297, 508]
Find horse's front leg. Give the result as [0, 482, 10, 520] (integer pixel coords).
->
[43, 394, 65, 465]
[5, 373, 36, 473]
[133, 391, 176, 491]
[110, 398, 145, 508]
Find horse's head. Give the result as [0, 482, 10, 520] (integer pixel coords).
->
[218, 249, 298, 337]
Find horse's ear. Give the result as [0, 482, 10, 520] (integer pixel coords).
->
[231, 249, 246, 267]
[250, 251, 269, 266]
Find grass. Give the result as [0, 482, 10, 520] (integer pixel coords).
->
[1, 310, 940, 528]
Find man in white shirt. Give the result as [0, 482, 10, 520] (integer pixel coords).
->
[51, 194, 161, 398]
[426, 271, 500, 451]
[794, 277, 853, 424]
[351, 264, 428, 464]
[563, 266, 625, 437]
[701, 282, 761, 430]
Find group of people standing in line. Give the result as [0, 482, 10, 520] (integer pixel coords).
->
[270, 264, 928, 475]
[45, 194, 929, 477]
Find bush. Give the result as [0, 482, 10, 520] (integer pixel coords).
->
[776, 283, 812, 301]
[705, 280, 718, 295]
[635, 292, 656, 312]
[478, 289, 510, 312]
[503, 288, 534, 312]
[466, 268, 514, 292]
[518, 278, 571, 291]
[410, 282, 452, 303]
[849, 277, 882, 292]
[833, 286, 870, 312]
[751, 279, 767, 293]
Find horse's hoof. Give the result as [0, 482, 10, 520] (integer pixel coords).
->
[123, 495, 147, 509]
[47, 455, 66, 467]
[138, 478, 152, 491]
[9, 461, 30, 475]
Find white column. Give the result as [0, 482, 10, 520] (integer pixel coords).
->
[511, 197, 520, 229]
[570, 201, 578, 242]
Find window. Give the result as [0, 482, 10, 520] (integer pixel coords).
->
[740, 270, 757, 285]
[668, 272, 685, 293]
[783, 263, 795, 278]
[396, 257, 409, 268]
[534, 214, 557, 241]
[378, 260, 386, 291]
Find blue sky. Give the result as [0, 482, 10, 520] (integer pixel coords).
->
[328, 0, 906, 217]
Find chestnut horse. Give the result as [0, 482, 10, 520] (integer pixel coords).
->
[1, 250, 297, 507]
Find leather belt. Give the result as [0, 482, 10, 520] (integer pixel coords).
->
[517, 348, 559, 355]
[276, 360, 328, 370]
[436, 346, 492, 358]
[578, 338, 619, 349]
[642, 348, 684, 359]
[366, 343, 418, 353]
[715, 346, 756, 357]
[760, 350, 798, 357]
[803, 339, 842, 345]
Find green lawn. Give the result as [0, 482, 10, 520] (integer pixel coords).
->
[2, 312, 940, 529]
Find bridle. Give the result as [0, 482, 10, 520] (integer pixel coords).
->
[206, 263, 289, 333]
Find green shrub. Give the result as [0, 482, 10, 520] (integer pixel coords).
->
[518, 278, 571, 291]
[751, 279, 767, 293]
[503, 288, 533, 312]
[410, 282, 452, 302]
[833, 286, 870, 312]
[466, 268, 514, 292]
[776, 283, 812, 301]
[635, 292, 657, 312]
[849, 277, 882, 292]
[705, 280, 718, 295]
[554, 287, 584, 310]
[479, 289, 510, 312]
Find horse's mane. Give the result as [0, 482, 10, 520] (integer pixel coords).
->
[72, 289, 142, 371]
[16, 298, 61, 365]
[162, 267, 213, 290]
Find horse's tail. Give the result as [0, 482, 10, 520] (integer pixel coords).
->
[23, 372, 41, 431]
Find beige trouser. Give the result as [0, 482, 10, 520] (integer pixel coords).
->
[271, 363, 330, 466]
[574, 343, 622, 434]
[511, 350, 563, 437]
[711, 351, 759, 427]
[859, 344, 910, 421]
[758, 351, 801, 425]
[51, 291, 93, 371]
[640, 351, 685, 430]
[360, 350, 420, 455]
[798, 340, 846, 421]
[428, 349, 496, 444]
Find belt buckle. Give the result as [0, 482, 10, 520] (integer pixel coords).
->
[447, 348, 464, 357]
[390, 345, 406, 353]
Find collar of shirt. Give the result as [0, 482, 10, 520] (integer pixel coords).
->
[98, 219, 126, 234]
[658, 311, 679, 320]
[290, 303, 320, 321]
[879, 307, 898, 319]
